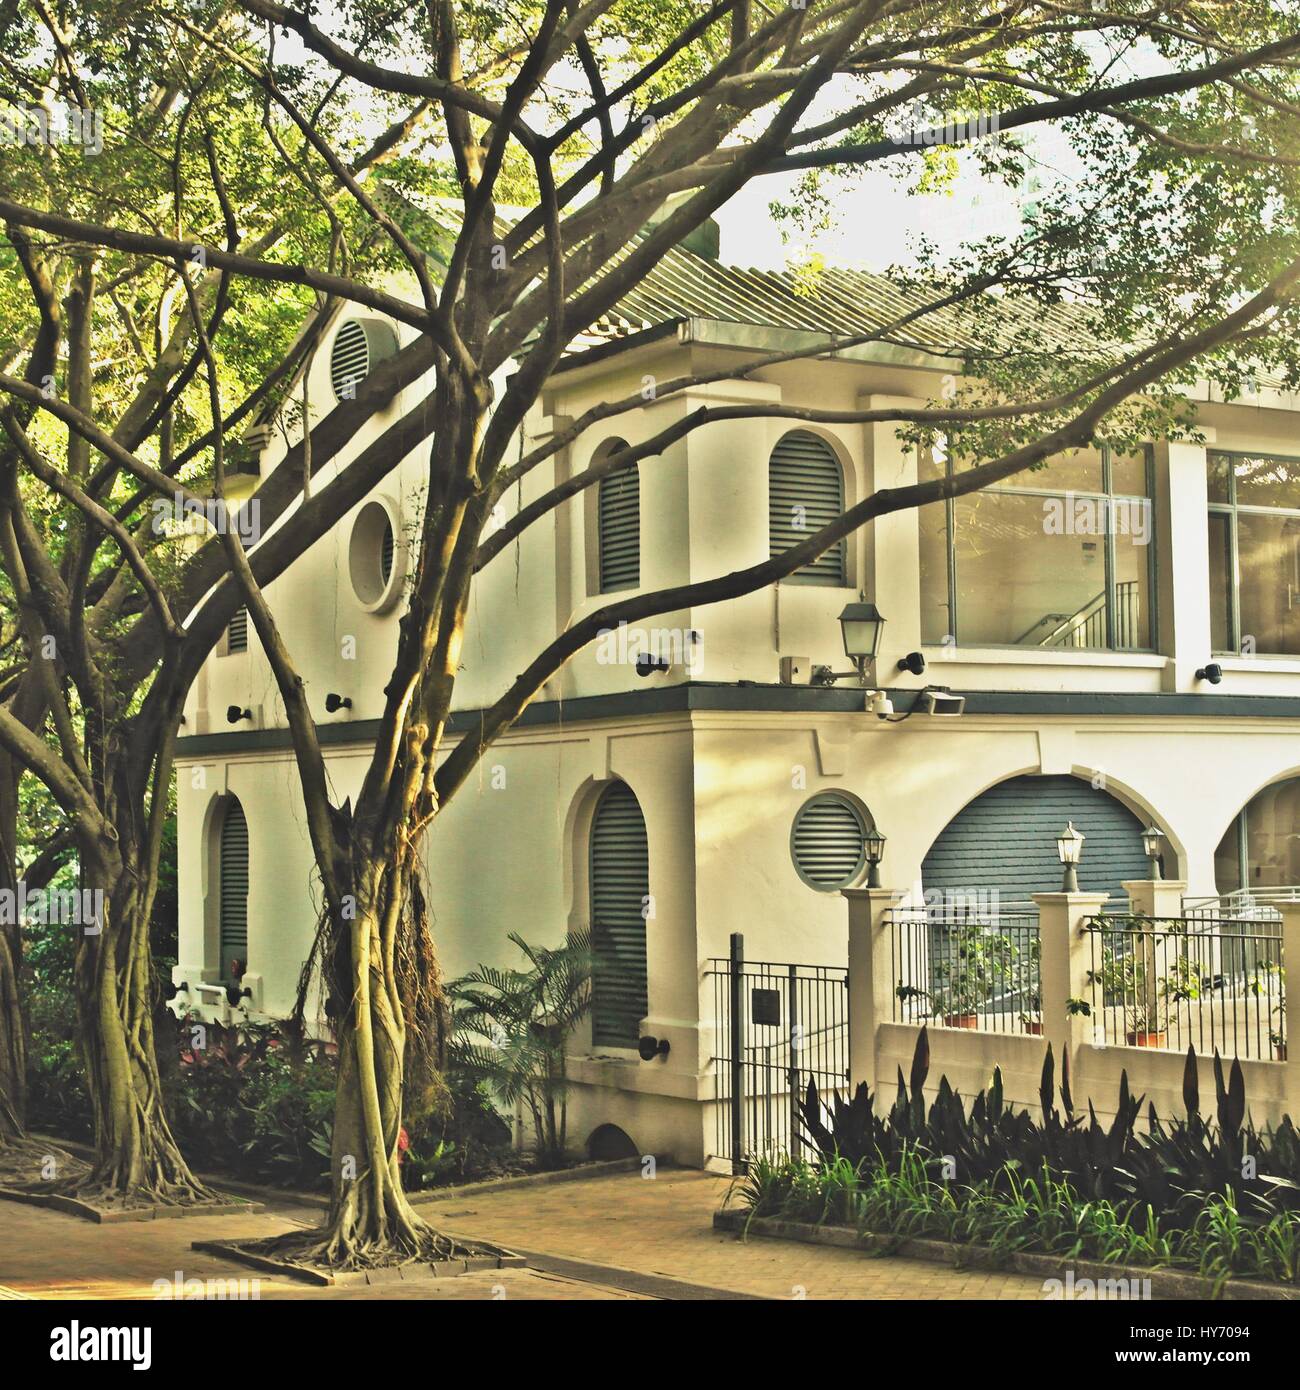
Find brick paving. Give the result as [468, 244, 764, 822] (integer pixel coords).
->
[421, 1168, 1051, 1301]
[0, 1168, 1055, 1300]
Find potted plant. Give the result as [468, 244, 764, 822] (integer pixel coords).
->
[928, 921, 1016, 1029]
[1248, 962, 1286, 1061]
[1018, 937, 1043, 1034]
[1094, 936, 1199, 1047]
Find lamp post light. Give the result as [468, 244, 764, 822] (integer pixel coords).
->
[1057, 820, 1085, 892]
[1141, 823, 1166, 880]
[838, 602, 885, 682]
[864, 826, 886, 888]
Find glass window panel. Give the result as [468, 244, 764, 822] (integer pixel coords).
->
[1213, 817, 1243, 894]
[1207, 512, 1233, 653]
[958, 446, 1103, 494]
[951, 492, 1107, 646]
[917, 442, 946, 485]
[1244, 779, 1300, 888]
[1110, 449, 1149, 497]
[1207, 452, 1232, 505]
[918, 500, 950, 643]
[1111, 528, 1153, 650]
[1233, 454, 1300, 510]
[1237, 511, 1300, 655]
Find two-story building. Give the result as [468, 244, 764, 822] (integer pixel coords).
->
[171, 218, 1300, 1166]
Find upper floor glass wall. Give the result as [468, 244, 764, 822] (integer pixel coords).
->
[919, 445, 1155, 650]
[1208, 452, 1300, 656]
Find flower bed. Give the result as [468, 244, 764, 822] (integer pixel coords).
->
[732, 1027, 1300, 1289]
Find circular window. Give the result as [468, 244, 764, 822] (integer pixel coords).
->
[349, 499, 402, 611]
[791, 793, 869, 890]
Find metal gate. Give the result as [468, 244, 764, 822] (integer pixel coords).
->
[708, 933, 849, 1172]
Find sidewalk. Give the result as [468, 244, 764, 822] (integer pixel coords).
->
[0, 1169, 1050, 1300]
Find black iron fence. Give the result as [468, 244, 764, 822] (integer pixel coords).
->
[707, 933, 848, 1172]
[1084, 914, 1284, 1061]
[887, 905, 1041, 1035]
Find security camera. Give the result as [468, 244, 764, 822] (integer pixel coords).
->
[325, 692, 352, 713]
[924, 688, 966, 717]
[1195, 663, 1224, 685]
[635, 653, 670, 678]
[866, 689, 894, 717]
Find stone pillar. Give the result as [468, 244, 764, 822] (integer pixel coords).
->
[1033, 892, 1111, 1074]
[844, 886, 903, 1096]
[1122, 878, 1189, 919]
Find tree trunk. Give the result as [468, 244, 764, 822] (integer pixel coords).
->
[0, 921, 24, 1142]
[280, 856, 454, 1266]
[64, 846, 209, 1203]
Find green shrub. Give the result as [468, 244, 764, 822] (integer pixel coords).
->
[748, 1027, 1300, 1285]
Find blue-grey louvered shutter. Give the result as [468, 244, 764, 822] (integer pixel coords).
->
[922, 774, 1150, 909]
[589, 782, 649, 1047]
[769, 430, 845, 585]
[228, 606, 248, 652]
[598, 461, 639, 591]
[219, 800, 249, 979]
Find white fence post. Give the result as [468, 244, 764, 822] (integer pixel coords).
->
[844, 886, 901, 1098]
[1033, 891, 1111, 1075]
[1122, 878, 1189, 920]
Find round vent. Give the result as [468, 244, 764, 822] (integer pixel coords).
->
[330, 318, 398, 403]
[791, 793, 868, 890]
[349, 499, 401, 611]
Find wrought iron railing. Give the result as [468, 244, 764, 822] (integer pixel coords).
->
[707, 936, 848, 1169]
[1084, 914, 1284, 1061]
[887, 905, 1042, 1036]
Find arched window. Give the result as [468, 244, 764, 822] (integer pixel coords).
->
[597, 444, 639, 591]
[769, 429, 845, 585]
[922, 774, 1150, 908]
[589, 781, 649, 1047]
[791, 793, 869, 890]
[1215, 777, 1300, 893]
[219, 799, 249, 980]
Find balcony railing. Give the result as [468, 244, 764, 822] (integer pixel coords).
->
[1084, 914, 1284, 1061]
[887, 905, 1041, 1036]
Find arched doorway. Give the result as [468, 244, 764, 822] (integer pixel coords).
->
[922, 774, 1152, 908]
[589, 781, 649, 1048]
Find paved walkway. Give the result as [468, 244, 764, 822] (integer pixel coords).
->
[425, 1168, 1048, 1300]
[0, 1169, 1051, 1300]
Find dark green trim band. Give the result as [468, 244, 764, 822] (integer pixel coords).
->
[174, 681, 1300, 757]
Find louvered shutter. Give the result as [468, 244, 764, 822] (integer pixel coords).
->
[228, 606, 248, 653]
[219, 800, 249, 979]
[330, 319, 371, 401]
[921, 774, 1150, 909]
[769, 430, 846, 585]
[598, 462, 639, 591]
[589, 781, 649, 1047]
[792, 795, 866, 889]
[380, 517, 395, 585]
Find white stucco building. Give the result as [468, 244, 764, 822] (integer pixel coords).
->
[172, 220, 1300, 1165]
